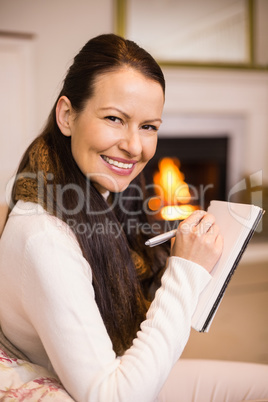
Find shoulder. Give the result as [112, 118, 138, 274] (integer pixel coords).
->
[3, 201, 92, 281]
[10, 200, 78, 243]
[2, 199, 86, 265]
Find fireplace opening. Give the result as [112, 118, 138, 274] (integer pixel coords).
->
[143, 136, 229, 221]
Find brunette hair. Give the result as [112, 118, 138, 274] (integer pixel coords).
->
[12, 34, 168, 355]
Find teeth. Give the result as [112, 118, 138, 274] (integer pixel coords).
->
[102, 156, 133, 169]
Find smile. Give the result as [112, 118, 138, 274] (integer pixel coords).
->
[101, 155, 134, 169]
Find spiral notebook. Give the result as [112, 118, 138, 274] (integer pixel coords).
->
[191, 200, 264, 332]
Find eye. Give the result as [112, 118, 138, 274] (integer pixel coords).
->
[105, 116, 122, 124]
[141, 124, 158, 132]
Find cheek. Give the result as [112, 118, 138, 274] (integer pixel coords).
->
[71, 126, 103, 157]
[143, 136, 158, 162]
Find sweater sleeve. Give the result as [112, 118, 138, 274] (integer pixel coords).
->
[21, 217, 211, 402]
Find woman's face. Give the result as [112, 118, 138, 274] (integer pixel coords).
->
[61, 68, 164, 194]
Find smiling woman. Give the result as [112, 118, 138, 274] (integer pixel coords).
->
[55, 68, 164, 193]
[0, 33, 267, 402]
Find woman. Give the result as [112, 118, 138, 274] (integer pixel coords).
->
[0, 34, 267, 401]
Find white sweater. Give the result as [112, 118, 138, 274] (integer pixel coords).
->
[0, 201, 211, 402]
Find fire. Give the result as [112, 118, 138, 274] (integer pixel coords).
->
[160, 204, 196, 221]
[148, 157, 198, 220]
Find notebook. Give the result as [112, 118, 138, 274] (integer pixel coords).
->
[191, 200, 264, 332]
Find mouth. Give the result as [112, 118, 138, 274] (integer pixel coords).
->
[100, 155, 137, 177]
[101, 155, 135, 170]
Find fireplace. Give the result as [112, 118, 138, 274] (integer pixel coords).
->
[143, 136, 229, 219]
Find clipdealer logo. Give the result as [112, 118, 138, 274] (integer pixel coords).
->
[227, 170, 263, 232]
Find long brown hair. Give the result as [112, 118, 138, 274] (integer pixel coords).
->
[12, 34, 168, 355]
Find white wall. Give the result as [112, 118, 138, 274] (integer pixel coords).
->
[0, 0, 114, 132]
[0, 36, 36, 202]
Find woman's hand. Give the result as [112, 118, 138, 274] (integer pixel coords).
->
[171, 210, 223, 273]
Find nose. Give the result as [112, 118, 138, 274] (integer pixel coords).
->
[118, 127, 142, 157]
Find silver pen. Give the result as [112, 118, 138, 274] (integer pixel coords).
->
[145, 229, 178, 247]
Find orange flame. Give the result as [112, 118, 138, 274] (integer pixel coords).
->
[149, 157, 197, 220]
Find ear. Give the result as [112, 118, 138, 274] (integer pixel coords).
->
[56, 96, 74, 136]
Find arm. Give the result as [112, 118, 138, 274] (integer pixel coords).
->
[21, 216, 211, 402]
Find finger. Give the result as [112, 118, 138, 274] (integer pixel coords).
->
[203, 224, 220, 245]
[207, 223, 220, 237]
[215, 232, 224, 254]
[207, 219, 220, 233]
[179, 210, 206, 234]
[195, 213, 216, 236]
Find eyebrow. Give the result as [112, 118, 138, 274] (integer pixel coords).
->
[99, 107, 162, 124]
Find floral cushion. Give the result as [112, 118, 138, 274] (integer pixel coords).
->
[0, 348, 74, 401]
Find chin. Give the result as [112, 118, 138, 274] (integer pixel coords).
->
[93, 179, 130, 194]
[108, 183, 129, 194]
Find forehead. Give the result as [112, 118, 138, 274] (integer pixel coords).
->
[90, 67, 164, 109]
